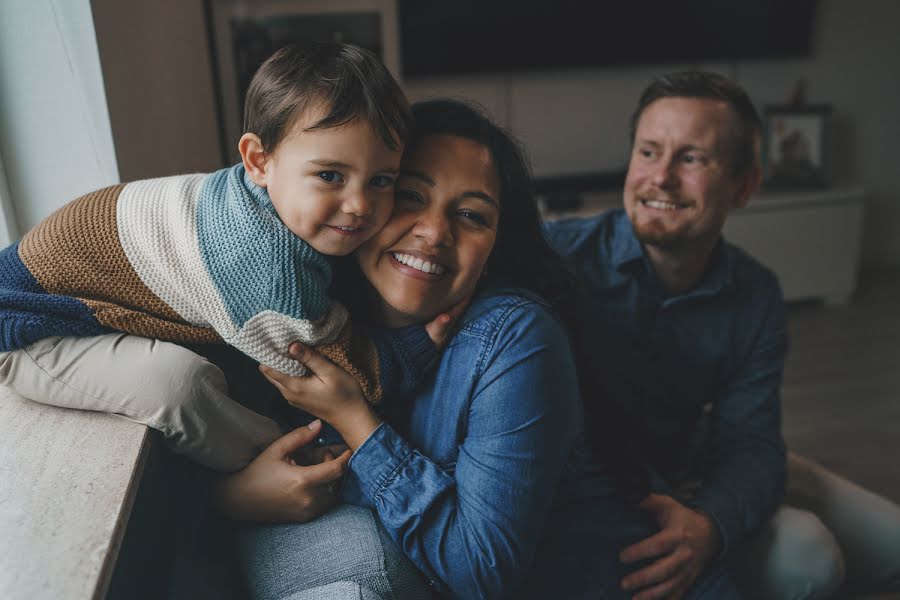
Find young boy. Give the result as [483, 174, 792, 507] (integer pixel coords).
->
[0, 42, 433, 471]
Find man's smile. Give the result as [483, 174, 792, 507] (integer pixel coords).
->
[640, 197, 689, 211]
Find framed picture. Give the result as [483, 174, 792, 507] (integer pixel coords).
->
[762, 104, 832, 190]
[206, 0, 400, 164]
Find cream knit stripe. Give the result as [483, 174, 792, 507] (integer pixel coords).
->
[230, 305, 347, 376]
[116, 175, 236, 336]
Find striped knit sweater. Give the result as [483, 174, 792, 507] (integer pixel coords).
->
[0, 164, 434, 403]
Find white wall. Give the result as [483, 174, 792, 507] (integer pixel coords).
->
[0, 0, 119, 237]
[405, 0, 900, 266]
[7, 0, 895, 266]
[0, 156, 18, 246]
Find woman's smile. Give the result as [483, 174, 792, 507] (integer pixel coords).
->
[356, 133, 500, 327]
[389, 251, 448, 277]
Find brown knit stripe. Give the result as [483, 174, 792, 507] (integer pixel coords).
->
[19, 184, 195, 331]
[83, 299, 221, 344]
[318, 320, 384, 404]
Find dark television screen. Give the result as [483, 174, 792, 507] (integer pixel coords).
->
[399, 0, 818, 78]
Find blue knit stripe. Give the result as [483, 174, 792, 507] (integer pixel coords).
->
[195, 164, 331, 329]
[0, 243, 107, 351]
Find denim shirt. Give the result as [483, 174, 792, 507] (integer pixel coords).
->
[343, 288, 582, 599]
[543, 209, 788, 557]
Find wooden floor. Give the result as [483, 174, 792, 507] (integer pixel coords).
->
[782, 267, 900, 506]
[782, 267, 900, 600]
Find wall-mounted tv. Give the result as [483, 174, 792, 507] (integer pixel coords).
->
[399, 0, 818, 78]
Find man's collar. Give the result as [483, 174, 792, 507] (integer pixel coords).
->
[610, 209, 736, 297]
[690, 239, 736, 297]
[609, 209, 645, 271]
[663, 240, 736, 301]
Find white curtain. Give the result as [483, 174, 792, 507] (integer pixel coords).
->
[0, 155, 17, 246]
[0, 0, 119, 236]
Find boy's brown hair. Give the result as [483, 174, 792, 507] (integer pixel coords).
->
[243, 42, 411, 153]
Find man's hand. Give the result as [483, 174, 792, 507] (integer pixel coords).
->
[620, 494, 720, 600]
[212, 419, 351, 523]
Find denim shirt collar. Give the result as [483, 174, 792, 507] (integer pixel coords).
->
[608, 209, 735, 300]
[608, 210, 645, 272]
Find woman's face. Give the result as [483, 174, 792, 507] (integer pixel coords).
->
[356, 134, 501, 327]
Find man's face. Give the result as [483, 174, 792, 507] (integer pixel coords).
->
[624, 97, 755, 254]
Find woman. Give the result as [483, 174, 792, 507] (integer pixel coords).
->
[214, 100, 740, 599]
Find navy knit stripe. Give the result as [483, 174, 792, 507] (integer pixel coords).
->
[0, 242, 107, 351]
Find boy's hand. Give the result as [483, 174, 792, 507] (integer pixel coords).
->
[261, 343, 381, 451]
[425, 294, 472, 349]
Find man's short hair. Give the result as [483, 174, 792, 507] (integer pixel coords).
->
[629, 71, 762, 178]
[243, 42, 411, 153]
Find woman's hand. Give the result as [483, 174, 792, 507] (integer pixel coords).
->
[259, 344, 382, 451]
[212, 419, 351, 523]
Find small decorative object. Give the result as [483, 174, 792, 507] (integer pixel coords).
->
[762, 104, 832, 190]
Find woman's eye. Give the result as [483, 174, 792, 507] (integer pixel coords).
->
[396, 189, 424, 204]
[370, 175, 396, 189]
[317, 171, 344, 184]
[459, 209, 488, 226]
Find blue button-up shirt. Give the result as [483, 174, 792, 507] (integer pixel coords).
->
[343, 287, 738, 599]
[344, 289, 584, 598]
[544, 209, 788, 557]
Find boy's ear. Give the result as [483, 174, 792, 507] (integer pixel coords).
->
[239, 133, 269, 187]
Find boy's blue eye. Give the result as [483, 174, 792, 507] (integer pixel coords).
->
[370, 175, 396, 188]
[318, 171, 343, 183]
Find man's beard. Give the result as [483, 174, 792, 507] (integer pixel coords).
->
[630, 217, 691, 250]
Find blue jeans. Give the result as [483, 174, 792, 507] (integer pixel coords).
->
[236, 503, 739, 600]
[234, 505, 435, 600]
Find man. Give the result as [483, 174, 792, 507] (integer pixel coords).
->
[545, 71, 900, 599]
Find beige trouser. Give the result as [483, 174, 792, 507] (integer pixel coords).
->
[735, 453, 900, 599]
[0, 334, 283, 472]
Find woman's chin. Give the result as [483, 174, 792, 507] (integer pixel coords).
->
[378, 293, 461, 328]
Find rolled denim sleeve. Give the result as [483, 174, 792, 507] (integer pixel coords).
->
[345, 302, 581, 599]
[687, 279, 788, 557]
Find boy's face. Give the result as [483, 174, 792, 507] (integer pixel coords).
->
[255, 113, 402, 256]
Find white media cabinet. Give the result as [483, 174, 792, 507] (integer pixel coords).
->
[543, 187, 865, 305]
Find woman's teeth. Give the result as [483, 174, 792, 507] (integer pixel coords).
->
[392, 252, 446, 275]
